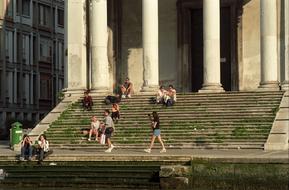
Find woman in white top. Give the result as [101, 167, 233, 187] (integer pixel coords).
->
[88, 116, 100, 141]
[156, 86, 167, 104]
[37, 134, 50, 162]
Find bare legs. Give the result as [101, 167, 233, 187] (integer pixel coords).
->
[145, 135, 166, 153]
[88, 129, 98, 141]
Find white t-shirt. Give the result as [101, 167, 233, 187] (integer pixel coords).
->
[38, 140, 49, 152]
[91, 121, 100, 129]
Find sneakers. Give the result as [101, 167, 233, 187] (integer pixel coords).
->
[144, 149, 151, 153]
[144, 148, 166, 153]
[104, 148, 111, 153]
[105, 144, 115, 153]
[127, 94, 131, 98]
[88, 138, 91, 141]
[19, 157, 25, 161]
[160, 149, 166, 153]
[121, 95, 126, 98]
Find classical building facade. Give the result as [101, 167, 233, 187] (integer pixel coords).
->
[65, 0, 289, 95]
[0, 0, 65, 137]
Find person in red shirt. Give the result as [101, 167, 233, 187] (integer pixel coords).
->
[82, 91, 93, 111]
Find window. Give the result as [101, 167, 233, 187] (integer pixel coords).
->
[57, 9, 64, 27]
[6, 0, 13, 17]
[16, 0, 31, 16]
[40, 37, 52, 61]
[22, 34, 30, 64]
[5, 31, 13, 61]
[22, 0, 31, 16]
[40, 78, 51, 100]
[58, 42, 64, 69]
[39, 4, 50, 26]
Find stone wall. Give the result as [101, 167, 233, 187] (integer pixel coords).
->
[120, 0, 143, 92]
[159, 0, 178, 88]
[240, 0, 261, 90]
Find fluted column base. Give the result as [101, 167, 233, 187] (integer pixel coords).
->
[258, 81, 280, 91]
[90, 87, 111, 96]
[63, 88, 86, 97]
[140, 85, 159, 94]
[199, 83, 224, 93]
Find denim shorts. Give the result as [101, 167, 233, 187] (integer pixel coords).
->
[153, 129, 161, 136]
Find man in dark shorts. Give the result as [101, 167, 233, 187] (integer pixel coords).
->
[103, 109, 115, 153]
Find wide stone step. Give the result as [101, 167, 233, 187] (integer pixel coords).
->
[49, 143, 264, 149]
[45, 128, 271, 134]
[72, 100, 281, 107]
[62, 110, 276, 117]
[68, 107, 277, 114]
[51, 117, 275, 125]
[49, 122, 273, 126]
[49, 138, 267, 145]
[84, 91, 284, 100]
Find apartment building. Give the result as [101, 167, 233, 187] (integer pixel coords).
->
[0, 0, 65, 138]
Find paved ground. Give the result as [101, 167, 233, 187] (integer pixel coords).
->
[1, 141, 288, 163]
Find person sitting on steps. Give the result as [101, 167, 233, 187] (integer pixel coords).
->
[88, 116, 100, 141]
[82, 91, 93, 111]
[19, 134, 33, 161]
[156, 85, 167, 104]
[35, 134, 52, 163]
[164, 84, 177, 107]
[111, 103, 120, 123]
[120, 77, 133, 98]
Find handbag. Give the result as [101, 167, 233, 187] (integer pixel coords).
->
[100, 134, 106, 145]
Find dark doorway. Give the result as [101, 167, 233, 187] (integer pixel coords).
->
[190, 6, 234, 92]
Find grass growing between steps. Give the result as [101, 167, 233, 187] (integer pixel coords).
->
[45, 91, 284, 149]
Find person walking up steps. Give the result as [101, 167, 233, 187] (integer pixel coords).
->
[144, 111, 166, 153]
[103, 109, 115, 153]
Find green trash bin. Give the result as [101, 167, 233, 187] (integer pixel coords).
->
[10, 122, 23, 148]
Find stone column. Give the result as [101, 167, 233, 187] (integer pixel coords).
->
[65, 0, 87, 95]
[259, 0, 279, 90]
[282, 0, 289, 90]
[90, 0, 110, 93]
[142, 0, 159, 92]
[199, 0, 224, 93]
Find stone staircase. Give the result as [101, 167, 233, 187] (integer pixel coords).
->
[44, 91, 284, 150]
